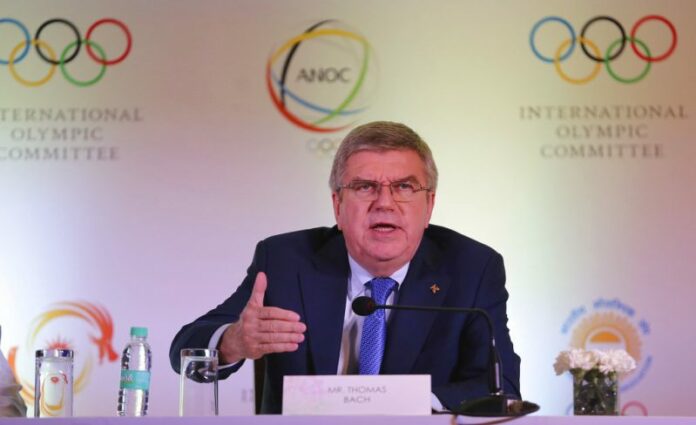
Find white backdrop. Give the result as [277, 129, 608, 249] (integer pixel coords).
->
[1, 0, 695, 417]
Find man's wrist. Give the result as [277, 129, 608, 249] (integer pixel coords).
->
[218, 323, 245, 365]
[209, 323, 241, 364]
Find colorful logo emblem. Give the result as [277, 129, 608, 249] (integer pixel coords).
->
[530, 15, 677, 84]
[266, 19, 378, 133]
[0, 18, 132, 87]
[562, 298, 651, 414]
[8, 301, 119, 406]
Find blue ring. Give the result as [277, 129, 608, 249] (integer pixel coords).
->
[271, 71, 364, 116]
[0, 18, 31, 65]
[530, 16, 576, 64]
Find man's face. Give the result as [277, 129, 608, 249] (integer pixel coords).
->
[332, 149, 435, 276]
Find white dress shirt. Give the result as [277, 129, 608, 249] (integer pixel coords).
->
[336, 255, 408, 374]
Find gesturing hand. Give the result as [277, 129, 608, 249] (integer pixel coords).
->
[219, 272, 306, 364]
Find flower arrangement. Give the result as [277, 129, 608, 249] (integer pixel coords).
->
[554, 348, 636, 415]
[554, 348, 637, 377]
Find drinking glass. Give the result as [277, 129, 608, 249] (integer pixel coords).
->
[179, 348, 218, 416]
[35, 349, 73, 417]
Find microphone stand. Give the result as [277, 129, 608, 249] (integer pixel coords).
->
[352, 297, 539, 417]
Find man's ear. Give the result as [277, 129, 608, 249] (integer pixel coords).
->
[332, 191, 342, 230]
[424, 191, 435, 228]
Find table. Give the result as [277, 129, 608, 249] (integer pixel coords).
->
[1, 416, 695, 425]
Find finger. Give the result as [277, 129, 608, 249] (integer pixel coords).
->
[249, 271, 267, 306]
[256, 306, 301, 322]
[255, 331, 305, 344]
[257, 342, 301, 355]
[257, 319, 307, 334]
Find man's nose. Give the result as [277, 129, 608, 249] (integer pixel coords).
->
[373, 183, 397, 207]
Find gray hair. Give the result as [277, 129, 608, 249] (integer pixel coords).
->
[329, 121, 438, 192]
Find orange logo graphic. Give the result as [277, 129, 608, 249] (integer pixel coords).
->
[562, 298, 652, 395]
[7, 301, 119, 404]
[570, 311, 642, 380]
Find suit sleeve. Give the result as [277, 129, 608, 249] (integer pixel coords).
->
[432, 252, 521, 409]
[168, 240, 268, 378]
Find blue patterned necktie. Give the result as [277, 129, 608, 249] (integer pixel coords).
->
[359, 277, 397, 375]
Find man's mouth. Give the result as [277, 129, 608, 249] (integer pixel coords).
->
[370, 222, 399, 232]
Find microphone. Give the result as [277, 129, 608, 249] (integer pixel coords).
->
[351, 296, 539, 417]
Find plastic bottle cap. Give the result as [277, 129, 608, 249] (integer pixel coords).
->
[130, 327, 148, 337]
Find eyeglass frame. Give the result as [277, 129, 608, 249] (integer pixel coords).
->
[336, 179, 432, 202]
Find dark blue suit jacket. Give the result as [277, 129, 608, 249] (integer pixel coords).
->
[170, 225, 521, 413]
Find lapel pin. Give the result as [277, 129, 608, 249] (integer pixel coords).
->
[429, 284, 440, 294]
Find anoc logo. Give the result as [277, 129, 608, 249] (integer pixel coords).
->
[266, 19, 378, 133]
[562, 298, 652, 414]
[8, 301, 119, 405]
[530, 15, 676, 84]
[0, 18, 132, 87]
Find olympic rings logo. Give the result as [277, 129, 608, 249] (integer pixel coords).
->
[530, 15, 677, 84]
[0, 18, 132, 87]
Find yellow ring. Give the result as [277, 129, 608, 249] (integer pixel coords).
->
[553, 36, 602, 85]
[269, 28, 367, 64]
[8, 39, 57, 87]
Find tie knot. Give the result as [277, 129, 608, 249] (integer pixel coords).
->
[367, 277, 397, 305]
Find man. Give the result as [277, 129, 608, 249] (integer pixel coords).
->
[170, 121, 520, 413]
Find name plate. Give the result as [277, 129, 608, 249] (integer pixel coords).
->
[283, 374, 431, 415]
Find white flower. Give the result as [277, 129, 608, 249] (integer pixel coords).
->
[554, 348, 636, 376]
[553, 351, 572, 375]
[573, 349, 598, 370]
[597, 349, 637, 375]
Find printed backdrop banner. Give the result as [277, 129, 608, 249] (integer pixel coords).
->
[1, 0, 695, 417]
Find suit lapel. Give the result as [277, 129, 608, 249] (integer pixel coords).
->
[298, 229, 349, 375]
[381, 236, 450, 374]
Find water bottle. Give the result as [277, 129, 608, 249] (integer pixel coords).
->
[117, 327, 151, 416]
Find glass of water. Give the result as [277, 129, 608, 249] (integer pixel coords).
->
[34, 349, 73, 417]
[179, 348, 218, 416]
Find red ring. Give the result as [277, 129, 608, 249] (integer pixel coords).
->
[630, 15, 677, 62]
[265, 60, 349, 133]
[621, 401, 648, 416]
[85, 18, 132, 65]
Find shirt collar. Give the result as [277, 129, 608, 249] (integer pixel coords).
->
[347, 255, 410, 300]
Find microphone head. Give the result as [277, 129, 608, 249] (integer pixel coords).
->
[352, 296, 377, 316]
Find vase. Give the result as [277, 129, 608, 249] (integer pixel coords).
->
[573, 369, 619, 415]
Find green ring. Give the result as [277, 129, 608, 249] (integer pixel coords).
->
[605, 37, 651, 84]
[312, 38, 370, 126]
[59, 39, 107, 87]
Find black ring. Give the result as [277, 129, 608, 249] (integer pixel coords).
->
[580, 16, 626, 63]
[34, 18, 81, 65]
[279, 20, 334, 105]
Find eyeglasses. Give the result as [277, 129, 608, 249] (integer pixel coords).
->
[337, 180, 431, 202]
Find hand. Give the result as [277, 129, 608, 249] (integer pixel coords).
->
[219, 272, 306, 364]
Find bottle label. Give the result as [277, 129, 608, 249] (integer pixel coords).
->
[120, 370, 150, 390]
